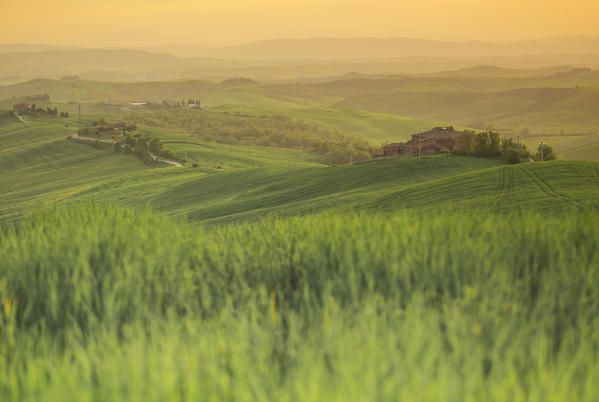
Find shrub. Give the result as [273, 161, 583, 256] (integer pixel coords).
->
[159, 148, 178, 161]
[535, 143, 556, 161]
[501, 138, 530, 164]
[474, 131, 501, 158]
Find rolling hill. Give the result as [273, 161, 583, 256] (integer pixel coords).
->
[2, 100, 599, 401]
[335, 87, 599, 134]
[3, 36, 599, 402]
[2, 114, 598, 224]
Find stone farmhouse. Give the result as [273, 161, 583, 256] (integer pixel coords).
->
[13, 103, 35, 115]
[383, 127, 466, 156]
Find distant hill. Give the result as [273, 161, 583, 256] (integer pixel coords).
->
[2, 45, 599, 84]
[142, 35, 599, 59]
[335, 86, 599, 134]
[0, 49, 180, 71]
[0, 44, 81, 53]
[0, 78, 215, 103]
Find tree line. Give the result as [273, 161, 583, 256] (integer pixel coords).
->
[456, 130, 555, 163]
[76, 119, 183, 164]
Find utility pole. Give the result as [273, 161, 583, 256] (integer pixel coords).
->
[417, 127, 423, 159]
[539, 141, 544, 161]
[78, 103, 81, 121]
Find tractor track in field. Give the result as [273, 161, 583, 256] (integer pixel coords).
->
[398, 162, 414, 184]
[430, 158, 444, 177]
[487, 166, 510, 212]
[519, 164, 584, 210]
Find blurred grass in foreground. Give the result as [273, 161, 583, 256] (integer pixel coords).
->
[0, 205, 598, 401]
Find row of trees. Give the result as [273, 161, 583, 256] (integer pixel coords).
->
[160, 99, 201, 107]
[457, 130, 555, 163]
[115, 133, 183, 164]
[78, 121, 137, 138]
[76, 119, 183, 164]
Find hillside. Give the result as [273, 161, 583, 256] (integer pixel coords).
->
[4, 73, 599, 158]
[212, 104, 445, 143]
[4, 69, 599, 104]
[2, 115, 598, 224]
[335, 87, 599, 134]
[2, 104, 599, 401]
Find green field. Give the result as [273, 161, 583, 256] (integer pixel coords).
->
[335, 87, 599, 134]
[2, 114, 599, 225]
[1, 74, 599, 401]
[3, 73, 599, 160]
[212, 104, 447, 143]
[1, 206, 598, 401]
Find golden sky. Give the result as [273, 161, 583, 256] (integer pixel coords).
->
[1, 0, 598, 46]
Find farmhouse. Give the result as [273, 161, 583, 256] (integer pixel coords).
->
[384, 127, 466, 156]
[13, 103, 35, 115]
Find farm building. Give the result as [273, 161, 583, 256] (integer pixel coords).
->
[13, 103, 35, 115]
[384, 127, 466, 156]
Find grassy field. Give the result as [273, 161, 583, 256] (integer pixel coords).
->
[335, 87, 599, 134]
[1, 206, 598, 401]
[559, 141, 599, 162]
[519, 134, 599, 162]
[3, 114, 599, 225]
[0, 114, 331, 221]
[212, 104, 446, 143]
[1, 96, 599, 401]
[3, 74, 599, 160]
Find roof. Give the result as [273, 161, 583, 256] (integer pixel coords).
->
[413, 126, 464, 140]
[385, 142, 417, 149]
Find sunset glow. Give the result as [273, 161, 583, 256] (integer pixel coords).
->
[2, 0, 598, 46]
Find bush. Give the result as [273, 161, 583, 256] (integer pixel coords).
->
[77, 127, 91, 136]
[149, 137, 162, 154]
[474, 131, 501, 158]
[501, 138, 530, 164]
[159, 148, 178, 161]
[535, 143, 556, 161]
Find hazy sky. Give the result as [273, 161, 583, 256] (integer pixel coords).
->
[2, 0, 598, 46]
